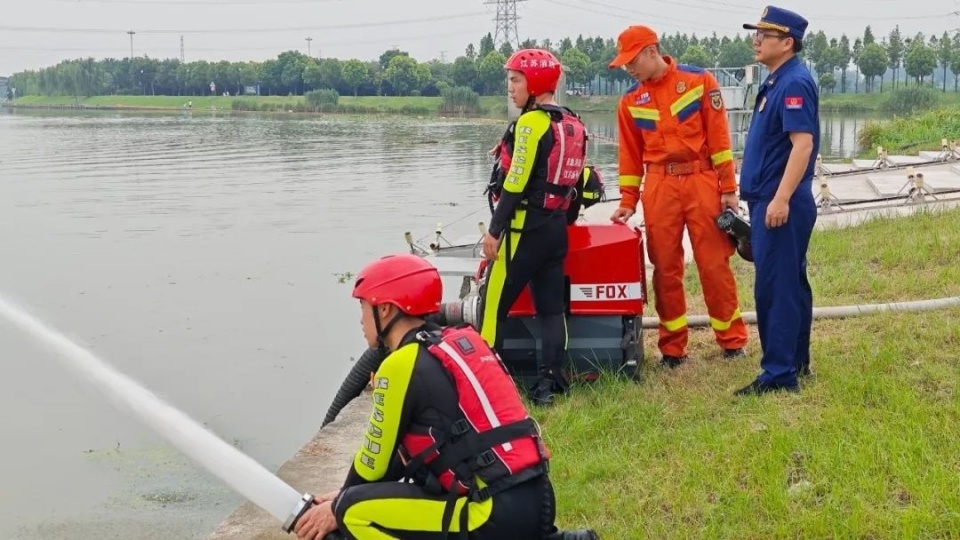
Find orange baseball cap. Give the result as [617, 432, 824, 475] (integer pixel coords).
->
[608, 25, 659, 69]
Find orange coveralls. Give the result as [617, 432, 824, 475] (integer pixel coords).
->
[617, 56, 748, 358]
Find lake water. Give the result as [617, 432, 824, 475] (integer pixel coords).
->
[0, 108, 871, 539]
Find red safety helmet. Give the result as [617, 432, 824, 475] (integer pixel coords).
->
[352, 253, 442, 317]
[504, 48, 563, 97]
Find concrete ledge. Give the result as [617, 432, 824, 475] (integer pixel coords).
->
[207, 394, 370, 540]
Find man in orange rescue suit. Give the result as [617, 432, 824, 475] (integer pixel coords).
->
[481, 48, 588, 406]
[608, 25, 748, 368]
[291, 253, 598, 540]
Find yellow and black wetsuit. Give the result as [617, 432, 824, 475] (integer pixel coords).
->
[482, 107, 571, 394]
[332, 323, 555, 540]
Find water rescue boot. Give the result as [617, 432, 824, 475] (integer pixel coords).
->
[544, 529, 600, 540]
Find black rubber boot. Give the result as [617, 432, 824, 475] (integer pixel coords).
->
[543, 529, 600, 540]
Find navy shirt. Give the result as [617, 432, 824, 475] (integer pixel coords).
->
[739, 56, 820, 202]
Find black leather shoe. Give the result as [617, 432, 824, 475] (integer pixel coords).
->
[660, 355, 687, 368]
[723, 348, 746, 359]
[798, 364, 813, 378]
[734, 379, 799, 396]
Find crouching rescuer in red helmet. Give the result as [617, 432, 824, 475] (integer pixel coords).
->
[481, 48, 588, 407]
[292, 253, 599, 540]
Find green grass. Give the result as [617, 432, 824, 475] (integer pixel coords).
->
[7, 94, 510, 117]
[821, 91, 960, 113]
[856, 108, 960, 156]
[6, 94, 620, 117]
[543, 206, 960, 538]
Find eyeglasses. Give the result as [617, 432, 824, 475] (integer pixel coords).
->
[754, 30, 789, 42]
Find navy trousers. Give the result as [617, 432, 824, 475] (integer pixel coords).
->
[748, 187, 817, 385]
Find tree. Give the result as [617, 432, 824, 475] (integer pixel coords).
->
[852, 37, 863, 92]
[807, 31, 829, 71]
[384, 54, 419, 96]
[818, 72, 836, 93]
[498, 42, 514, 58]
[717, 37, 754, 67]
[952, 32, 960, 91]
[937, 31, 953, 91]
[560, 48, 592, 86]
[452, 56, 478, 88]
[904, 41, 936, 84]
[465, 43, 477, 61]
[679, 45, 712, 68]
[478, 34, 495, 58]
[519, 38, 538, 49]
[477, 50, 507, 95]
[863, 25, 875, 46]
[838, 35, 852, 92]
[857, 43, 888, 92]
[887, 26, 904, 88]
[341, 59, 368, 96]
[379, 49, 407, 70]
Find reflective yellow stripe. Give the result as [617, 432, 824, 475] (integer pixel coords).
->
[627, 106, 660, 121]
[709, 308, 742, 332]
[711, 149, 734, 166]
[619, 175, 642, 187]
[669, 84, 704, 117]
[583, 192, 598, 199]
[662, 315, 687, 332]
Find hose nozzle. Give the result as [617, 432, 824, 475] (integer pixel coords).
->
[282, 492, 316, 533]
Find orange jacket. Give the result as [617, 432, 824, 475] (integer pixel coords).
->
[616, 56, 736, 210]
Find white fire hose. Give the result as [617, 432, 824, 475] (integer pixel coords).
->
[640, 296, 960, 329]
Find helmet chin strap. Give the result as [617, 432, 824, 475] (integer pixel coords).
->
[521, 95, 536, 114]
[373, 306, 403, 354]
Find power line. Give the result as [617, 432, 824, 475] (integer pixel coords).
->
[0, 12, 488, 35]
[48, 0, 347, 4]
[0, 30, 473, 55]
[540, 0, 731, 33]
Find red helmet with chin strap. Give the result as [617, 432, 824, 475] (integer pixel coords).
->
[504, 49, 563, 97]
[352, 253, 442, 317]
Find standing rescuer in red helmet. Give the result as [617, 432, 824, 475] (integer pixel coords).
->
[292, 253, 599, 540]
[608, 25, 749, 368]
[481, 48, 588, 407]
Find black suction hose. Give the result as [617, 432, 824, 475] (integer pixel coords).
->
[321, 347, 388, 427]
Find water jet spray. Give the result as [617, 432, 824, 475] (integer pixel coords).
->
[0, 294, 317, 535]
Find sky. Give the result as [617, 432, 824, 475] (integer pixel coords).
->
[1, 0, 959, 75]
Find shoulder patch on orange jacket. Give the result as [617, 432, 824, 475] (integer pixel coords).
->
[709, 88, 723, 111]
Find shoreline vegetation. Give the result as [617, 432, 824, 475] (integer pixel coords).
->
[6, 89, 960, 158]
[7, 87, 960, 116]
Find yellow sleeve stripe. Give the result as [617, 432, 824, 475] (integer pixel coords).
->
[711, 149, 734, 165]
[619, 175, 642, 187]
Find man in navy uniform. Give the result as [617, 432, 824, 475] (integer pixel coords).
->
[735, 6, 819, 396]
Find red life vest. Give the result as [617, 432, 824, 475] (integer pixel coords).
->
[487, 105, 588, 212]
[398, 325, 549, 501]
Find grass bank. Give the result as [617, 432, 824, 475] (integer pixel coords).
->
[543, 206, 960, 538]
[4, 94, 620, 117]
[857, 108, 960, 156]
[821, 89, 960, 113]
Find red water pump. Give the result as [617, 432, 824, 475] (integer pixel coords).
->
[436, 221, 647, 386]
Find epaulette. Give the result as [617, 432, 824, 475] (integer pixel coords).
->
[677, 64, 705, 74]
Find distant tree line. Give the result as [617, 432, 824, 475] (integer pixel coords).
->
[7, 25, 960, 99]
